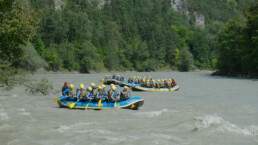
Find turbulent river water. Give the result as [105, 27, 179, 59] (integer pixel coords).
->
[0, 71, 258, 145]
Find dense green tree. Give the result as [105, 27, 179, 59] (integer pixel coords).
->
[216, 1, 258, 76]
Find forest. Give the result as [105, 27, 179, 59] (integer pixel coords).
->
[1, 0, 257, 77]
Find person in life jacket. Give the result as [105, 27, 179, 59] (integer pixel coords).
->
[132, 76, 136, 82]
[148, 76, 152, 81]
[108, 86, 119, 102]
[120, 75, 124, 82]
[151, 80, 156, 88]
[62, 81, 70, 95]
[146, 80, 151, 88]
[138, 76, 142, 84]
[120, 86, 130, 101]
[101, 84, 107, 96]
[164, 79, 168, 87]
[84, 87, 93, 101]
[172, 78, 177, 87]
[107, 84, 114, 95]
[76, 84, 85, 101]
[112, 74, 116, 79]
[94, 86, 103, 102]
[62, 84, 74, 100]
[116, 75, 120, 80]
[105, 75, 109, 80]
[161, 79, 165, 88]
[128, 76, 132, 83]
[156, 80, 161, 88]
[101, 84, 107, 101]
[141, 79, 146, 87]
[90, 83, 97, 93]
[167, 79, 172, 87]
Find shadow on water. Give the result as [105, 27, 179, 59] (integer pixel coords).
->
[200, 72, 258, 81]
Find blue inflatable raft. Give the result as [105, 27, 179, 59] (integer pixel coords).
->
[118, 81, 141, 87]
[103, 79, 119, 85]
[57, 96, 144, 110]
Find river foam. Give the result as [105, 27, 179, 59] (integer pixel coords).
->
[194, 114, 258, 136]
[135, 108, 177, 117]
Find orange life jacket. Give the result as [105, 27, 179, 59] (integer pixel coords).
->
[133, 78, 135, 82]
[95, 90, 103, 97]
[108, 90, 116, 100]
[76, 89, 83, 99]
[138, 79, 142, 83]
[146, 82, 150, 87]
[167, 81, 172, 87]
[161, 82, 164, 87]
[68, 89, 73, 96]
[120, 90, 128, 98]
[152, 82, 156, 88]
[148, 78, 151, 81]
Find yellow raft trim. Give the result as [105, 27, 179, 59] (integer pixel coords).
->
[57, 98, 144, 109]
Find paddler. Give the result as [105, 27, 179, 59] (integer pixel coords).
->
[146, 80, 151, 88]
[151, 80, 156, 88]
[161, 79, 165, 88]
[90, 83, 97, 93]
[148, 76, 152, 81]
[84, 87, 93, 101]
[62, 84, 74, 100]
[76, 84, 85, 101]
[167, 79, 172, 88]
[107, 84, 115, 95]
[120, 75, 124, 82]
[108, 86, 119, 102]
[120, 86, 130, 101]
[128, 76, 132, 83]
[156, 80, 161, 88]
[138, 76, 142, 84]
[172, 78, 177, 87]
[116, 75, 120, 80]
[102, 84, 107, 96]
[94, 86, 103, 102]
[112, 74, 116, 79]
[62, 81, 70, 95]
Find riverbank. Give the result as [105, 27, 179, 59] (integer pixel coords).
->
[212, 71, 258, 79]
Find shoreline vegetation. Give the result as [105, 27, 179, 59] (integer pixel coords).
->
[0, 0, 257, 95]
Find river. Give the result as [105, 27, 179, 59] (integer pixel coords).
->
[0, 71, 258, 145]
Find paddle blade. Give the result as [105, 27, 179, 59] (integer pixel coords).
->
[85, 103, 89, 110]
[53, 98, 60, 102]
[70, 103, 76, 109]
[99, 79, 105, 82]
[114, 102, 117, 108]
[98, 99, 102, 106]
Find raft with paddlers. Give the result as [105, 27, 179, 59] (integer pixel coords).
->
[102, 78, 119, 85]
[56, 96, 144, 110]
[132, 85, 180, 92]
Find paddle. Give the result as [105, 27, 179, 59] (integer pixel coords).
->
[114, 101, 117, 108]
[85, 99, 92, 110]
[70, 102, 76, 109]
[98, 99, 102, 106]
[99, 78, 105, 82]
[53, 98, 60, 102]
